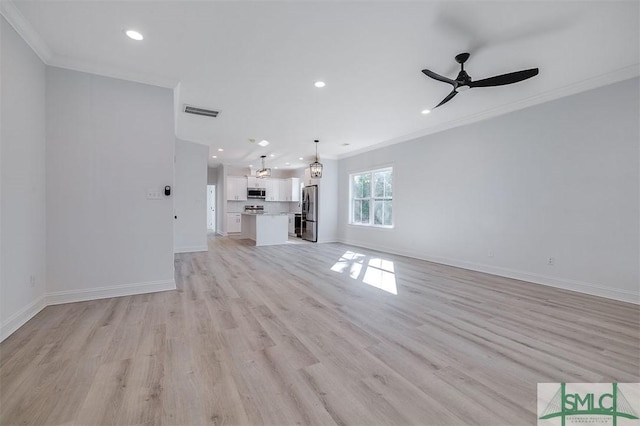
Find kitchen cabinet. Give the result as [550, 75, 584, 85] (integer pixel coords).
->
[241, 213, 288, 246]
[278, 179, 288, 201]
[247, 177, 267, 189]
[226, 177, 247, 201]
[261, 178, 301, 202]
[287, 178, 300, 202]
[265, 179, 280, 201]
[227, 213, 242, 233]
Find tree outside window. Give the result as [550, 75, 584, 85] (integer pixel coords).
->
[350, 167, 392, 227]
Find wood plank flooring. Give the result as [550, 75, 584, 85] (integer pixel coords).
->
[1, 236, 638, 425]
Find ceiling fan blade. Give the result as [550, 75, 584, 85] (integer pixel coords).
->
[422, 69, 457, 86]
[434, 89, 458, 108]
[468, 68, 539, 88]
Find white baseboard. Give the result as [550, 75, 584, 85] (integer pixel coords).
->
[0, 295, 47, 343]
[1, 279, 177, 343]
[46, 279, 176, 306]
[174, 245, 208, 254]
[337, 238, 639, 305]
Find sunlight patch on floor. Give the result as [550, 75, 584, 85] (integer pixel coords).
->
[331, 251, 397, 295]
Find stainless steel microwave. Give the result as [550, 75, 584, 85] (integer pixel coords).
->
[247, 188, 266, 199]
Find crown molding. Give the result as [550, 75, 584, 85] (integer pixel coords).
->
[1, 0, 177, 89]
[47, 55, 179, 89]
[338, 63, 640, 160]
[0, 0, 52, 63]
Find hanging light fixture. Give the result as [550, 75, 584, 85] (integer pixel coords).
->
[256, 155, 271, 178]
[309, 139, 323, 178]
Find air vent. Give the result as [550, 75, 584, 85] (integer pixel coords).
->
[183, 105, 220, 118]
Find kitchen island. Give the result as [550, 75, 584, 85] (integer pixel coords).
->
[241, 213, 289, 246]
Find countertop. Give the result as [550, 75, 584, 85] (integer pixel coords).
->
[241, 212, 289, 216]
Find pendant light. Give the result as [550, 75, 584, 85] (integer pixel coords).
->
[256, 155, 271, 178]
[309, 139, 323, 178]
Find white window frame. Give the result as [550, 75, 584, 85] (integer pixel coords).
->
[349, 166, 393, 228]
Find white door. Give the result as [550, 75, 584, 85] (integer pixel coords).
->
[207, 185, 216, 231]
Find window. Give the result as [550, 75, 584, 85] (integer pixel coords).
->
[350, 167, 393, 227]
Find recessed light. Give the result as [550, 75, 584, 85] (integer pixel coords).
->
[285, 162, 290, 165]
[274, 167, 279, 169]
[270, 154, 275, 157]
[249, 164, 253, 167]
[212, 155, 217, 158]
[421, 109, 431, 115]
[218, 148, 224, 152]
[258, 140, 269, 147]
[125, 30, 144, 41]
[314, 81, 326, 88]
[299, 157, 303, 160]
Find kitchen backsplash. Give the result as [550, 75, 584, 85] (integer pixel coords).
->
[227, 200, 301, 214]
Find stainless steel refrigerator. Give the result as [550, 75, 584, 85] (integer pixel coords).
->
[302, 185, 318, 242]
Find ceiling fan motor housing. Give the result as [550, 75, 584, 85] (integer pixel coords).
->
[456, 70, 472, 85]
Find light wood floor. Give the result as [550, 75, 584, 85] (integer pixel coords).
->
[1, 236, 638, 425]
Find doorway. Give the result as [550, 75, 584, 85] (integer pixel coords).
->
[207, 185, 216, 232]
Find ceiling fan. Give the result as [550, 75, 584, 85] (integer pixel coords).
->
[422, 52, 539, 109]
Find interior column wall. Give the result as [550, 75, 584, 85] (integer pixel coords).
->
[45, 67, 176, 302]
[0, 17, 48, 340]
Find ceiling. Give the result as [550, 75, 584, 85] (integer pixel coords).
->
[3, 1, 639, 170]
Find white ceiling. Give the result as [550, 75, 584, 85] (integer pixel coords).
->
[3, 1, 639, 169]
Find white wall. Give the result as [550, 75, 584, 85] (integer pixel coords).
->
[338, 78, 639, 303]
[0, 17, 47, 340]
[218, 165, 227, 235]
[174, 139, 208, 253]
[46, 67, 176, 302]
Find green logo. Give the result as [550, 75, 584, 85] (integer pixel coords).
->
[539, 383, 639, 425]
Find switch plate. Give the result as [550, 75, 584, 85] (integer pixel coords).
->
[146, 189, 162, 200]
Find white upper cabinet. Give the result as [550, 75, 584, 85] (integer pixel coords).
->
[247, 176, 267, 189]
[246, 177, 300, 202]
[278, 179, 288, 201]
[277, 178, 300, 202]
[289, 178, 300, 202]
[226, 177, 247, 201]
[265, 178, 279, 201]
[225, 176, 298, 203]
